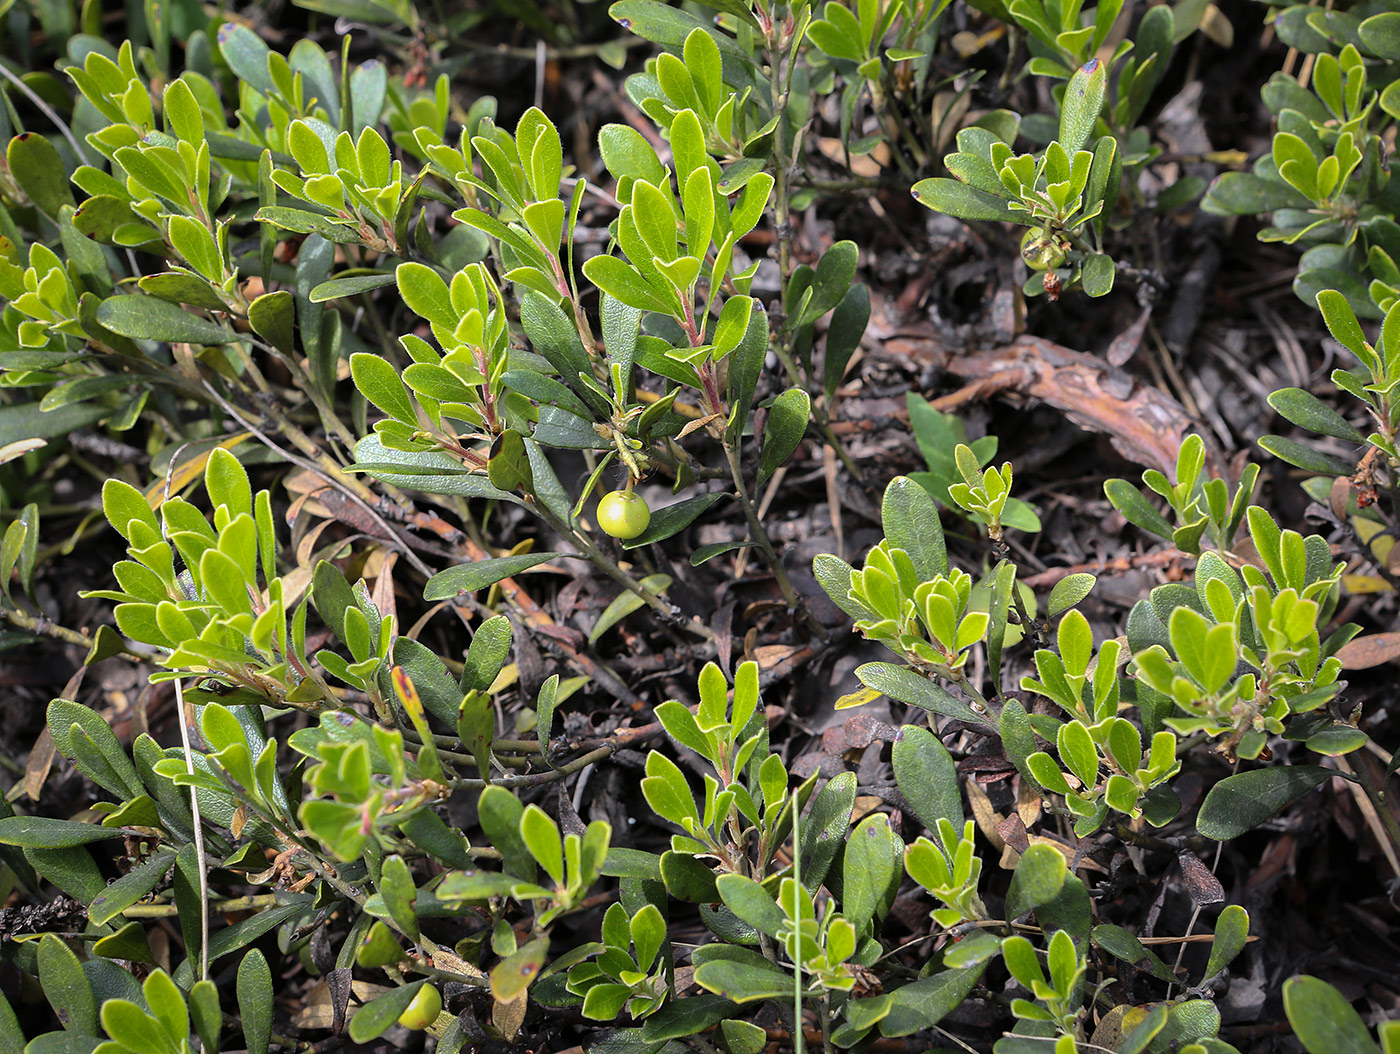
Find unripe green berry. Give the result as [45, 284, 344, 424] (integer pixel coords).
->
[397, 984, 442, 1031]
[596, 489, 651, 539]
[1020, 227, 1068, 272]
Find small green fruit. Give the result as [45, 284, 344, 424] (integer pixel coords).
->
[596, 489, 651, 539]
[397, 984, 442, 1030]
[1020, 227, 1068, 271]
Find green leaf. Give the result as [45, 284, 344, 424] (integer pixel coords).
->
[1267, 388, 1366, 442]
[800, 770, 856, 890]
[1047, 573, 1096, 618]
[461, 615, 513, 694]
[1005, 843, 1068, 919]
[217, 22, 275, 93]
[520, 805, 564, 885]
[582, 255, 675, 313]
[796, 240, 859, 328]
[591, 573, 671, 641]
[824, 284, 869, 402]
[1092, 924, 1178, 983]
[1257, 435, 1355, 475]
[1284, 975, 1379, 1054]
[8, 132, 75, 221]
[1203, 904, 1249, 980]
[423, 553, 567, 599]
[911, 178, 1015, 221]
[351, 435, 522, 502]
[237, 951, 273, 1054]
[246, 291, 296, 357]
[1080, 253, 1115, 297]
[348, 981, 427, 1042]
[621, 493, 727, 549]
[1060, 59, 1108, 154]
[48, 699, 143, 799]
[89, 848, 177, 925]
[892, 725, 962, 836]
[38, 932, 97, 1034]
[661, 850, 721, 902]
[379, 855, 419, 941]
[693, 954, 794, 1003]
[857, 662, 993, 728]
[0, 817, 122, 847]
[842, 813, 902, 933]
[1197, 766, 1331, 840]
[609, 0, 753, 71]
[882, 476, 947, 580]
[1103, 478, 1174, 539]
[309, 273, 397, 302]
[95, 295, 233, 344]
[101, 998, 169, 1054]
[641, 994, 743, 1041]
[758, 388, 810, 485]
[350, 353, 418, 427]
[875, 966, 986, 1036]
[725, 306, 770, 446]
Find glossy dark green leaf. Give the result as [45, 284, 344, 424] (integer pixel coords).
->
[842, 813, 903, 933]
[1197, 766, 1331, 840]
[1103, 478, 1174, 539]
[488, 429, 533, 492]
[621, 492, 727, 549]
[25, 845, 106, 902]
[248, 290, 296, 356]
[640, 994, 742, 1041]
[423, 553, 564, 600]
[796, 240, 859, 328]
[799, 770, 855, 891]
[1257, 435, 1357, 475]
[689, 540, 757, 566]
[48, 699, 142, 799]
